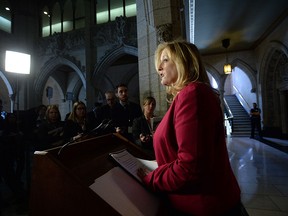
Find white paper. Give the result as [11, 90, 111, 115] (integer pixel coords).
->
[109, 149, 158, 182]
[89, 167, 160, 216]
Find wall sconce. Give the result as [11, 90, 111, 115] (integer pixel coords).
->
[222, 39, 232, 74]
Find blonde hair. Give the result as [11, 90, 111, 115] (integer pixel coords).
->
[68, 101, 86, 122]
[142, 96, 156, 110]
[155, 40, 211, 100]
[46, 105, 61, 123]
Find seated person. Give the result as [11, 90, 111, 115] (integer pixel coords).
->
[0, 113, 26, 206]
[132, 96, 156, 158]
[37, 105, 64, 150]
[63, 101, 94, 142]
[97, 91, 117, 122]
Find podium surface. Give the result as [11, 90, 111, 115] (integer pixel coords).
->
[29, 133, 156, 216]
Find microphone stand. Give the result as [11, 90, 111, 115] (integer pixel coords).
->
[57, 119, 109, 156]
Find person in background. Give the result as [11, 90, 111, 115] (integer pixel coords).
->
[113, 84, 142, 141]
[132, 96, 156, 158]
[0, 99, 7, 121]
[37, 105, 64, 150]
[22, 104, 47, 148]
[62, 101, 94, 143]
[91, 102, 103, 126]
[0, 113, 27, 213]
[137, 41, 241, 216]
[250, 102, 262, 139]
[92, 90, 118, 135]
[0, 99, 4, 132]
[97, 90, 117, 123]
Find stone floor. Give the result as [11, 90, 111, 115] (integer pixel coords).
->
[1, 136, 288, 216]
[228, 136, 288, 216]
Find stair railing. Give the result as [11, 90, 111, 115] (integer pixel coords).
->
[233, 86, 251, 114]
[223, 98, 234, 132]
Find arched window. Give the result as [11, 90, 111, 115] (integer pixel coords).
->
[52, 2, 61, 34]
[63, 0, 73, 32]
[0, 0, 11, 33]
[42, 6, 51, 37]
[75, 0, 85, 29]
[96, 0, 136, 24]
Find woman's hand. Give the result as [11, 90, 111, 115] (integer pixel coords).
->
[137, 167, 150, 180]
[140, 134, 152, 143]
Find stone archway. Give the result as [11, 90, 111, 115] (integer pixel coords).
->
[34, 56, 85, 101]
[93, 45, 139, 103]
[231, 58, 257, 92]
[0, 71, 15, 112]
[260, 42, 288, 138]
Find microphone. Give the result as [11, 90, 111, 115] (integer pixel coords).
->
[57, 119, 111, 156]
[101, 119, 113, 132]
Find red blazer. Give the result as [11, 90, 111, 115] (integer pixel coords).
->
[143, 82, 240, 216]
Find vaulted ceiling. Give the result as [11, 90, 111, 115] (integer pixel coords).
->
[193, 0, 288, 55]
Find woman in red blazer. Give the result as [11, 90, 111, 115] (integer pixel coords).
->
[138, 41, 241, 216]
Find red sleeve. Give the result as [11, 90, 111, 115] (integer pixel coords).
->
[143, 86, 208, 192]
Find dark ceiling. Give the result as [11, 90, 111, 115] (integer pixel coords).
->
[193, 0, 288, 55]
[9, 0, 288, 56]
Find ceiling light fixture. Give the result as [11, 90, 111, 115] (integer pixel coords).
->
[222, 38, 232, 74]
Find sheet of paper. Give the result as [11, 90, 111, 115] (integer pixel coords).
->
[89, 167, 160, 216]
[137, 158, 158, 171]
[109, 149, 158, 182]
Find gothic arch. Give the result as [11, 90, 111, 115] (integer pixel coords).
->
[0, 70, 14, 95]
[205, 63, 223, 90]
[92, 45, 138, 86]
[232, 58, 257, 92]
[260, 40, 288, 137]
[34, 56, 86, 99]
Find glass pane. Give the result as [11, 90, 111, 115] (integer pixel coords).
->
[111, 0, 123, 21]
[0, 0, 11, 33]
[125, 0, 136, 17]
[96, 0, 108, 24]
[75, 0, 85, 29]
[63, 0, 73, 32]
[42, 6, 50, 37]
[52, 2, 61, 33]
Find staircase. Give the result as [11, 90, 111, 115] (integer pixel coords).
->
[224, 95, 251, 136]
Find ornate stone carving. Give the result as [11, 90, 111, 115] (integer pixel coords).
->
[156, 24, 173, 43]
[115, 16, 126, 45]
[94, 16, 137, 48]
[38, 30, 85, 56]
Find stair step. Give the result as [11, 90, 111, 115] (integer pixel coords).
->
[224, 95, 251, 137]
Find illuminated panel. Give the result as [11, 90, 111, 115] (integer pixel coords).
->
[5, 51, 31, 74]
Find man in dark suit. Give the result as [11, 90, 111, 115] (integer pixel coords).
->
[250, 102, 262, 139]
[113, 84, 142, 141]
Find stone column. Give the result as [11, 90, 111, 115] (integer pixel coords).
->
[12, 0, 39, 109]
[84, 0, 96, 110]
[279, 90, 288, 137]
[136, 0, 184, 116]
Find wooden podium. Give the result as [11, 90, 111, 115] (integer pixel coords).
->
[29, 133, 156, 216]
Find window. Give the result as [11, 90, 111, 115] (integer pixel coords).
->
[125, 0, 136, 17]
[63, 0, 73, 32]
[96, 0, 136, 24]
[42, 6, 51, 37]
[75, 0, 85, 29]
[110, 0, 123, 21]
[0, 0, 11, 33]
[51, 2, 61, 34]
[96, 0, 109, 24]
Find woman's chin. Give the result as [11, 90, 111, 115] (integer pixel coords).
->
[161, 81, 170, 86]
